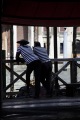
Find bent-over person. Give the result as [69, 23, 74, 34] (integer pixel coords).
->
[33, 41, 52, 97]
[16, 39, 41, 98]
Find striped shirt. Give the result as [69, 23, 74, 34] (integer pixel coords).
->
[33, 47, 51, 63]
[17, 45, 39, 64]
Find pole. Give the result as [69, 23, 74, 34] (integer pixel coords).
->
[63, 27, 67, 70]
[71, 27, 77, 83]
[10, 25, 14, 93]
[0, 0, 3, 117]
[47, 27, 49, 55]
[54, 27, 59, 94]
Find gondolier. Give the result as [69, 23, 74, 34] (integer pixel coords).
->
[33, 41, 52, 97]
[16, 39, 41, 98]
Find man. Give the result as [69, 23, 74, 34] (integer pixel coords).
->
[33, 41, 52, 97]
[16, 39, 41, 98]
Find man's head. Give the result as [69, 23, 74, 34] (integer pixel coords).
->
[17, 39, 29, 45]
[34, 41, 41, 47]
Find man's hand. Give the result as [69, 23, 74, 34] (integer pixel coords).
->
[20, 58, 25, 63]
[16, 57, 21, 64]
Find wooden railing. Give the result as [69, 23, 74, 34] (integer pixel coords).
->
[2, 58, 80, 98]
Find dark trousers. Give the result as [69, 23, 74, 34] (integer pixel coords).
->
[26, 60, 41, 97]
[40, 61, 52, 95]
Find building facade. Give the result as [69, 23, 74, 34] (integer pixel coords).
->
[2, 25, 80, 59]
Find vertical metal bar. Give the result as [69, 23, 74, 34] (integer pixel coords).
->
[47, 27, 49, 55]
[53, 27, 59, 90]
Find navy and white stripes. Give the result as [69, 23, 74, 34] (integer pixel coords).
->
[33, 47, 50, 63]
[17, 45, 39, 64]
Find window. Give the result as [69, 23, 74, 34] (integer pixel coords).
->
[60, 43, 63, 54]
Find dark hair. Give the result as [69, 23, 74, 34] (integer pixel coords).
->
[34, 42, 41, 47]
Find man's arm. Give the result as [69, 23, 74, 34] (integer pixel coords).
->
[16, 52, 21, 64]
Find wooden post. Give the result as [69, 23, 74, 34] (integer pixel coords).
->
[10, 25, 14, 93]
[63, 28, 67, 67]
[73, 27, 77, 58]
[0, 0, 3, 116]
[70, 60, 77, 83]
[71, 27, 77, 83]
[2, 50, 6, 98]
[47, 27, 49, 55]
[53, 27, 59, 92]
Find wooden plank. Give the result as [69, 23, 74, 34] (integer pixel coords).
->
[4, 65, 26, 91]
[66, 83, 80, 96]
